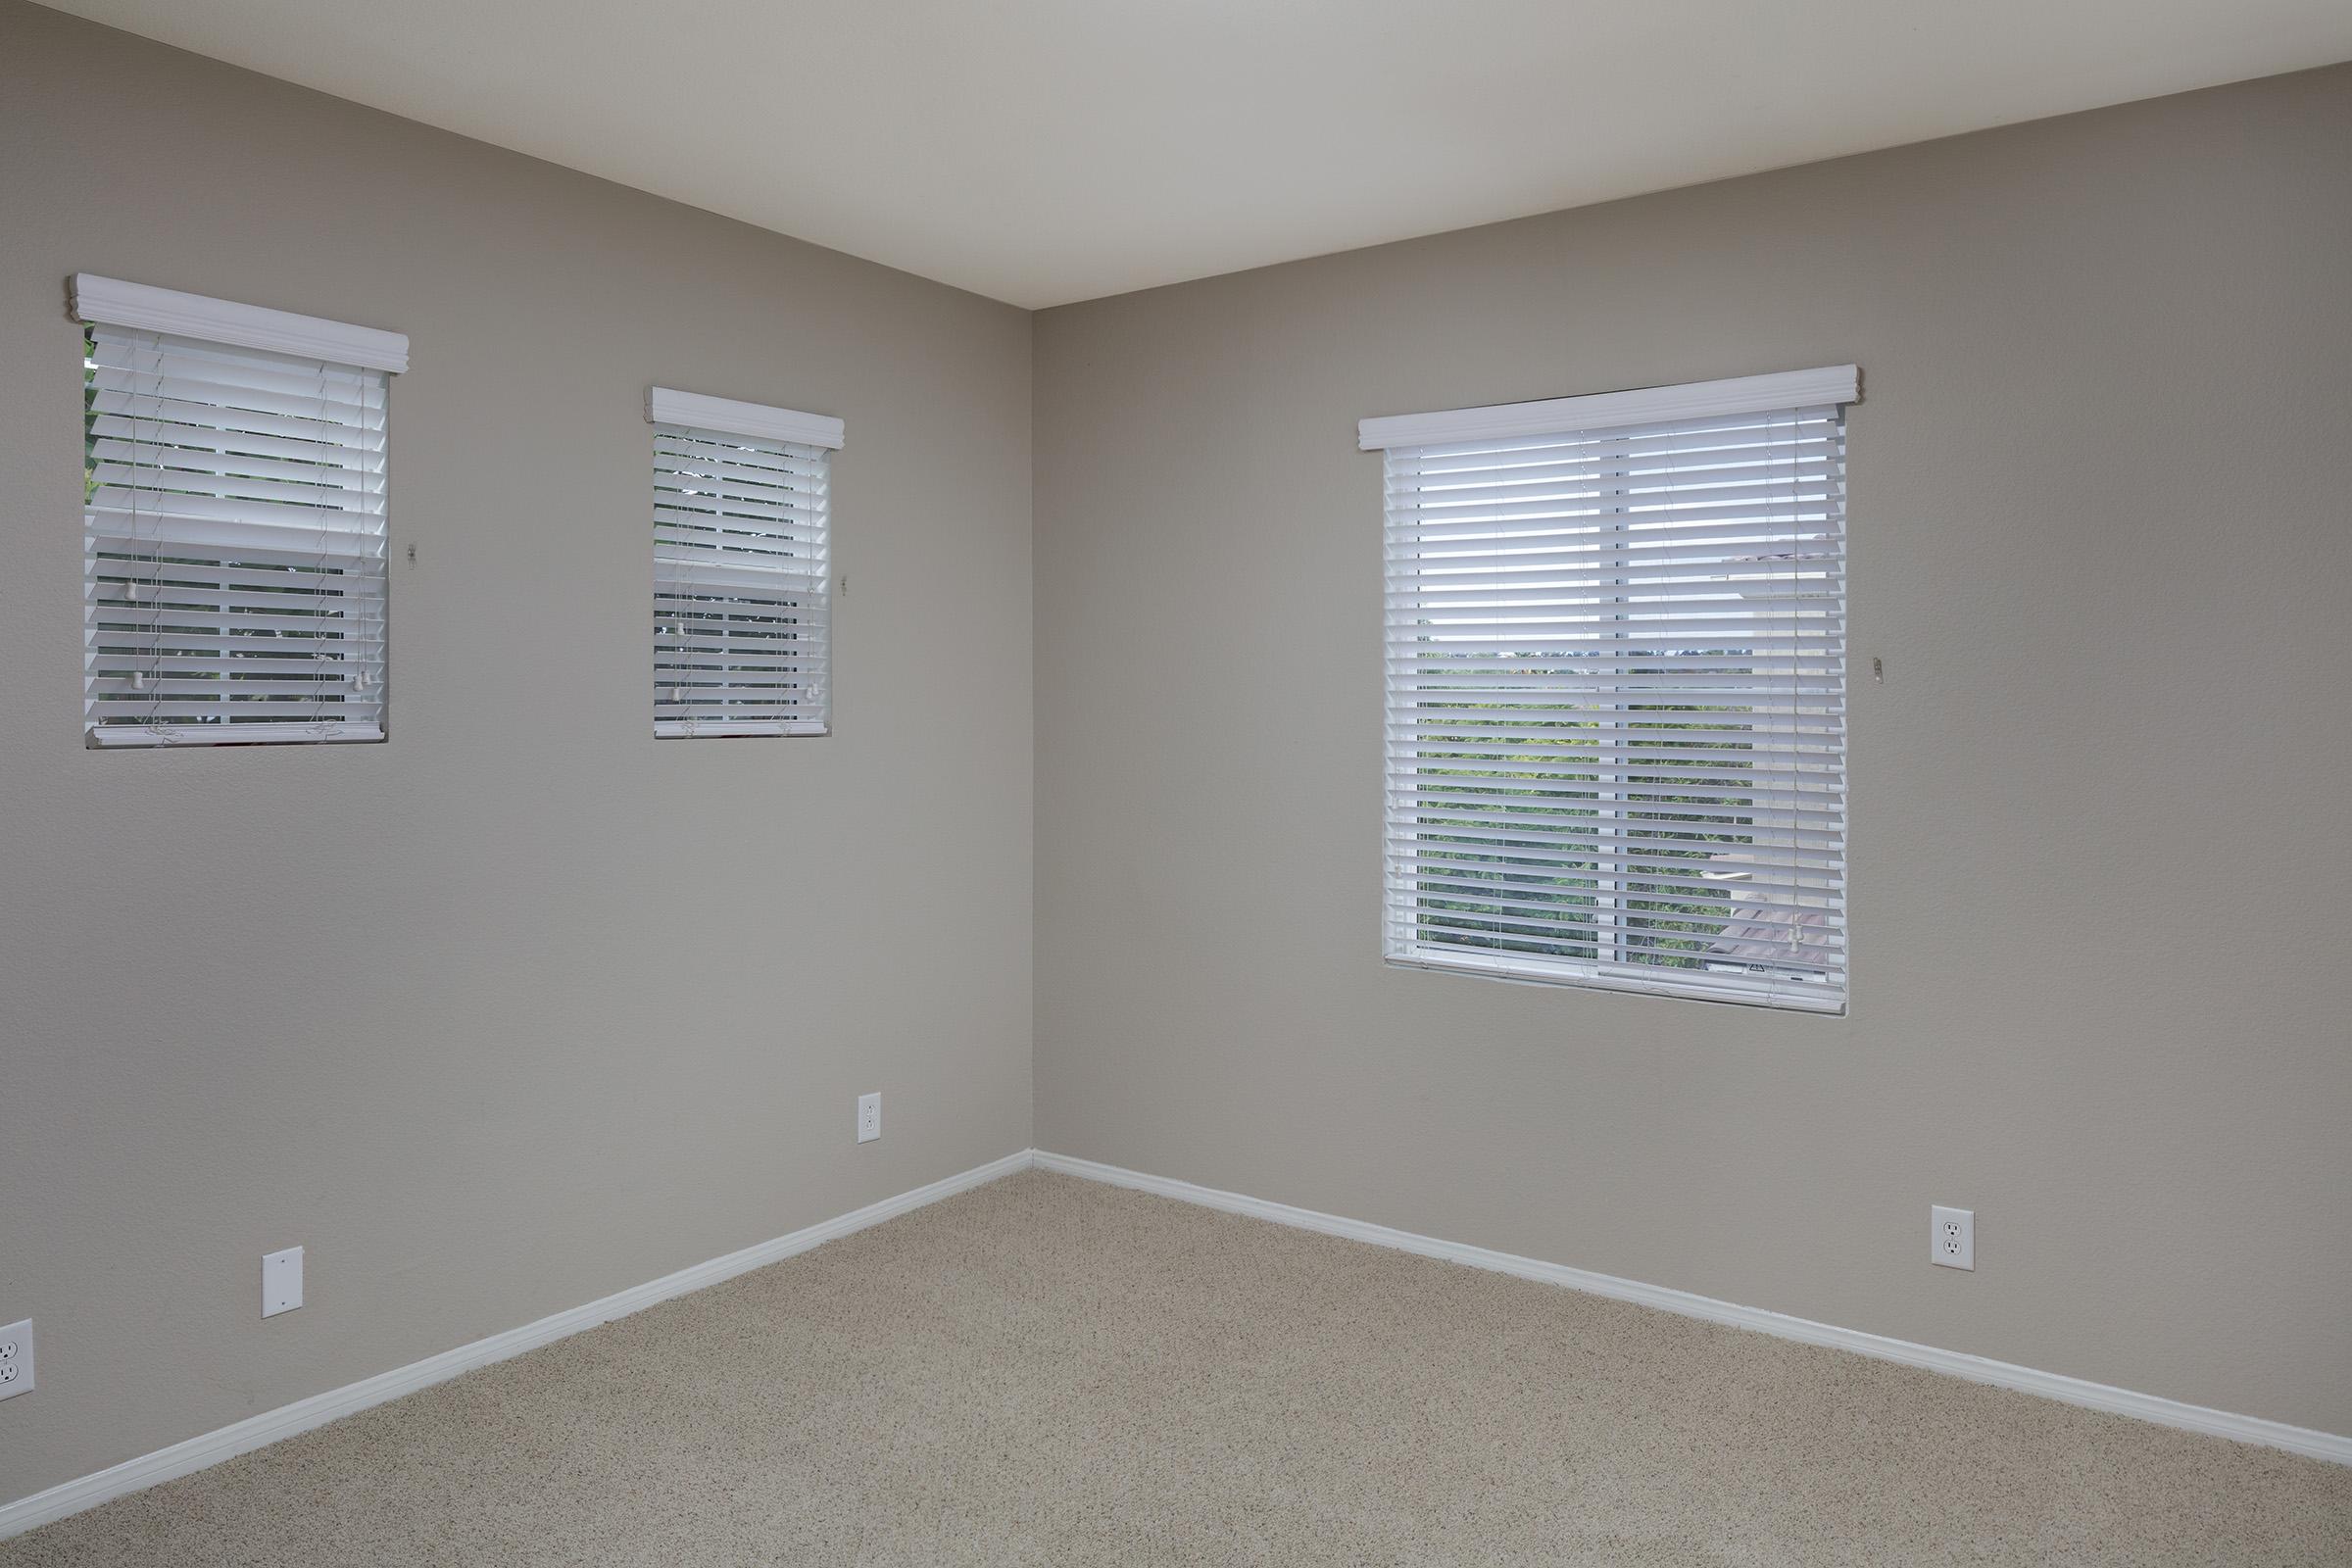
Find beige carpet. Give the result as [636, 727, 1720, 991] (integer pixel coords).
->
[4, 1170, 2346, 1566]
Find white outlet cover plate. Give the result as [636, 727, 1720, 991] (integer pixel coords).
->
[263, 1247, 305, 1317]
[1931, 1206, 1975, 1271]
[0, 1320, 32, 1400]
[857, 1092, 881, 1144]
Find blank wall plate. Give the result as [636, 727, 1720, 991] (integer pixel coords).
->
[857, 1092, 881, 1144]
[263, 1247, 305, 1317]
[1932, 1206, 1975, 1270]
[0, 1320, 32, 1401]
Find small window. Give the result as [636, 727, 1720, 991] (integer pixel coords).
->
[74, 275, 406, 748]
[648, 387, 841, 738]
[1361, 368, 1856, 1013]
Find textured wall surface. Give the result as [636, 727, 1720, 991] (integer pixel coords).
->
[1032, 67, 2352, 1435]
[0, 1, 1032, 1505]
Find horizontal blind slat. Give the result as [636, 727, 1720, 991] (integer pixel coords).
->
[88, 416, 383, 468]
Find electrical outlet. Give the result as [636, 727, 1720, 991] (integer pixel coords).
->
[857, 1092, 881, 1144]
[263, 1247, 305, 1317]
[1931, 1206, 1975, 1271]
[0, 1320, 33, 1401]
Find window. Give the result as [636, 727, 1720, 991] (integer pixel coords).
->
[73, 275, 406, 747]
[648, 387, 841, 737]
[1361, 367, 1855, 1013]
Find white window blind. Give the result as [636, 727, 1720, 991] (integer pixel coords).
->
[1362, 368, 1856, 1013]
[648, 386, 841, 738]
[73, 275, 405, 748]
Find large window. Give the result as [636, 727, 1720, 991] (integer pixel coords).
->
[74, 275, 406, 747]
[1362, 368, 1855, 1012]
[648, 387, 841, 737]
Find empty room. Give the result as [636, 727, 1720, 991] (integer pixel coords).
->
[2, 0, 2349, 1561]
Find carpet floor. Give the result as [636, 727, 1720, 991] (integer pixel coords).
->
[3, 1169, 2346, 1566]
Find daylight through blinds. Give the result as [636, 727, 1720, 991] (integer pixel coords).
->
[82, 324, 389, 746]
[653, 416, 833, 737]
[1374, 372, 1852, 1011]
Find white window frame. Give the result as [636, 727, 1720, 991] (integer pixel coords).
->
[1362, 367, 1856, 1014]
[72, 275, 407, 748]
[647, 386, 842, 738]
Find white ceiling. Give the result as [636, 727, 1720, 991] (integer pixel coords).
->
[36, 0, 2352, 308]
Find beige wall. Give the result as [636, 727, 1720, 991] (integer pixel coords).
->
[0, 2, 1032, 1505]
[1033, 67, 2352, 1436]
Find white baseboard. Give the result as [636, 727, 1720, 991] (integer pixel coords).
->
[0, 1150, 1036, 1543]
[1034, 1150, 2352, 1467]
